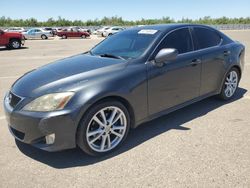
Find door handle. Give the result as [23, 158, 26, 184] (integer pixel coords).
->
[190, 59, 201, 66]
[224, 50, 231, 56]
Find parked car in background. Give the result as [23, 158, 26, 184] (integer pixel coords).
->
[57, 28, 90, 39]
[0, 29, 25, 49]
[22, 28, 53, 40]
[53, 27, 63, 35]
[43, 27, 56, 36]
[95, 26, 110, 36]
[102, 26, 124, 37]
[81, 28, 92, 34]
[3, 24, 245, 156]
[4, 27, 25, 33]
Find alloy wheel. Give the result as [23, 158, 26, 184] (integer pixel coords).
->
[224, 70, 238, 98]
[12, 41, 20, 49]
[86, 106, 127, 152]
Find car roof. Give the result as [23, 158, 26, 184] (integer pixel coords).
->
[131, 23, 215, 33]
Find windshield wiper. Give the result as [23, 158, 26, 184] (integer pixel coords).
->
[99, 53, 125, 60]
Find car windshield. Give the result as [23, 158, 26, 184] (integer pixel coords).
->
[90, 29, 160, 60]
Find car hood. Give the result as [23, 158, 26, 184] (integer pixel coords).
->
[12, 54, 127, 97]
[4, 32, 23, 37]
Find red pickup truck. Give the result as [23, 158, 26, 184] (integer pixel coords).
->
[57, 29, 90, 39]
[0, 29, 25, 49]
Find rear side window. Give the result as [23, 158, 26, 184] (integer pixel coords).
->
[194, 27, 221, 49]
[158, 28, 193, 54]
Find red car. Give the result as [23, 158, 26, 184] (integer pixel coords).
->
[0, 29, 25, 49]
[57, 29, 90, 39]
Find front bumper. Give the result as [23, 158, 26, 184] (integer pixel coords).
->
[21, 39, 25, 45]
[3, 93, 79, 152]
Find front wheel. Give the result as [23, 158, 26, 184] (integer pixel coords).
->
[218, 67, 240, 100]
[9, 39, 21, 49]
[81, 34, 86, 39]
[77, 100, 130, 156]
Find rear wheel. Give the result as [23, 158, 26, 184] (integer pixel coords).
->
[218, 67, 240, 100]
[41, 34, 47, 40]
[62, 35, 67, 39]
[77, 100, 130, 156]
[9, 39, 21, 49]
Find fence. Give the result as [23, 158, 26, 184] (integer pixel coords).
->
[212, 24, 250, 30]
[1, 24, 250, 31]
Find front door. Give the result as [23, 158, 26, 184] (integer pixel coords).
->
[34, 29, 42, 38]
[147, 27, 201, 115]
[28, 29, 35, 38]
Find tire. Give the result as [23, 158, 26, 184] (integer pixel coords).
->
[9, 39, 21, 49]
[62, 35, 67, 39]
[41, 35, 47, 40]
[77, 100, 130, 156]
[218, 67, 240, 100]
[81, 34, 86, 39]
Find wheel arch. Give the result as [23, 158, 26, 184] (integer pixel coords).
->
[76, 94, 136, 131]
[74, 95, 136, 146]
[232, 64, 242, 80]
[218, 64, 242, 94]
[41, 34, 47, 38]
[9, 37, 21, 43]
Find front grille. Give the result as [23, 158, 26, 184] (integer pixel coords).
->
[9, 92, 22, 108]
[10, 127, 25, 140]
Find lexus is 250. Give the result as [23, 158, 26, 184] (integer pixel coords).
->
[4, 24, 245, 156]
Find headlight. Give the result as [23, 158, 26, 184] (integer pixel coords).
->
[22, 92, 74, 112]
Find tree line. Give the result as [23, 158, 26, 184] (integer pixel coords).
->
[1, 16, 250, 27]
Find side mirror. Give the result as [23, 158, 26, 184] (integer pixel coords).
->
[0, 30, 4, 35]
[154, 48, 178, 65]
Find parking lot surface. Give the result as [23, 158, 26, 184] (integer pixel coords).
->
[0, 32, 250, 187]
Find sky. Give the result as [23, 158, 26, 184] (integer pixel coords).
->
[1, 0, 250, 21]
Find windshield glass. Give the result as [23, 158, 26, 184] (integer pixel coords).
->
[91, 29, 160, 59]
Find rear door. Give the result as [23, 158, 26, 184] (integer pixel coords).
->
[147, 27, 202, 115]
[76, 30, 82, 37]
[191, 27, 227, 95]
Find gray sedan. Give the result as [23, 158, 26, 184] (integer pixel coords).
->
[22, 28, 53, 39]
[3, 24, 245, 156]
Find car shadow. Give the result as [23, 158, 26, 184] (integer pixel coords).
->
[0, 47, 29, 51]
[16, 88, 247, 169]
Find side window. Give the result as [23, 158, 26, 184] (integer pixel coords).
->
[194, 27, 221, 49]
[158, 28, 193, 54]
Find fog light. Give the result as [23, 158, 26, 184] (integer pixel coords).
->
[45, 134, 55, 145]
